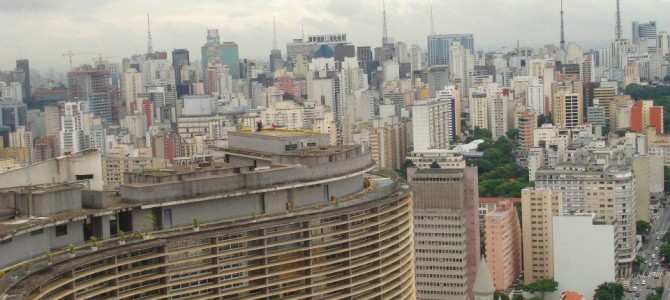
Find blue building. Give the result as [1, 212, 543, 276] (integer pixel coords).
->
[201, 29, 241, 88]
[427, 34, 475, 67]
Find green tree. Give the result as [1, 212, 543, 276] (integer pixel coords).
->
[664, 167, 670, 194]
[480, 233, 486, 257]
[594, 282, 624, 300]
[616, 129, 627, 137]
[602, 125, 610, 136]
[494, 291, 510, 300]
[646, 293, 661, 300]
[660, 243, 670, 263]
[522, 278, 559, 299]
[655, 286, 664, 296]
[282, 92, 294, 100]
[506, 128, 520, 140]
[637, 220, 652, 236]
[396, 159, 415, 180]
[664, 74, 670, 82]
[465, 127, 493, 143]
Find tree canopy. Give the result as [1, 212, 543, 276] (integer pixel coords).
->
[468, 136, 531, 197]
[522, 278, 558, 298]
[593, 282, 624, 300]
[637, 220, 652, 236]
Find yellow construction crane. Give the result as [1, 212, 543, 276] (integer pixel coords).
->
[63, 50, 95, 71]
[92, 54, 118, 66]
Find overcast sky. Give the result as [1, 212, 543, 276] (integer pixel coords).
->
[1, 0, 668, 75]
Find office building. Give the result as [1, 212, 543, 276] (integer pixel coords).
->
[521, 188, 562, 284]
[15, 59, 29, 102]
[593, 85, 617, 123]
[0, 130, 416, 299]
[59, 102, 84, 155]
[201, 29, 241, 89]
[633, 21, 658, 53]
[535, 163, 636, 277]
[410, 161, 480, 299]
[0, 99, 27, 132]
[286, 33, 349, 64]
[369, 116, 408, 170]
[412, 98, 455, 151]
[427, 34, 474, 67]
[484, 200, 521, 291]
[171, 49, 190, 85]
[552, 80, 583, 129]
[68, 67, 113, 123]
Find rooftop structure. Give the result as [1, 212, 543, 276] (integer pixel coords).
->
[0, 131, 416, 299]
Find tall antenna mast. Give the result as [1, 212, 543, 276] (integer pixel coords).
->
[382, 0, 388, 46]
[430, 6, 435, 36]
[560, 0, 565, 50]
[615, 0, 622, 40]
[147, 13, 153, 55]
[273, 17, 278, 50]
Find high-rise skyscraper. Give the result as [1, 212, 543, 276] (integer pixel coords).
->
[410, 159, 480, 299]
[68, 67, 113, 123]
[60, 102, 84, 154]
[15, 59, 30, 103]
[201, 29, 241, 90]
[521, 188, 562, 284]
[485, 200, 522, 291]
[632, 21, 658, 53]
[171, 49, 190, 85]
[427, 34, 474, 67]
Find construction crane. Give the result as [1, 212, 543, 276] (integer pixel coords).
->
[92, 54, 118, 67]
[63, 50, 95, 71]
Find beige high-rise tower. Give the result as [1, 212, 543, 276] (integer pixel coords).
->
[410, 162, 480, 299]
[521, 188, 563, 284]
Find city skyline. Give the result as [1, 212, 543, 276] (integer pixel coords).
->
[1, 0, 668, 73]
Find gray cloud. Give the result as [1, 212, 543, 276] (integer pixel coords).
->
[1, 0, 670, 75]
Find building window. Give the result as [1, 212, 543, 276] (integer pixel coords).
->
[55, 224, 68, 236]
[76, 174, 94, 180]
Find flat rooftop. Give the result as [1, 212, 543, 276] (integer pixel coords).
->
[127, 161, 246, 177]
[232, 129, 322, 137]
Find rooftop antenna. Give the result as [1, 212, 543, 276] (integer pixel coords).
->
[430, 6, 435, 35]
[560, 0, 565, 51]
[382, 0, 389, 46]
[301, 24, 304, 41]
[273, 16, 278, 50]
[615, 0, 622, 40]
[147, 13, 153, 55]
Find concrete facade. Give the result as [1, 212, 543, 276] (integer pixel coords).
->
[522, 188, 562, 284]
[553, 214, 617, 300]
[485, 200, 522, 290]
[0, 149, 103, 190]
[0, 130, 417, 300]
[410, 166, 480, 300]
[536, 164, 637, 277]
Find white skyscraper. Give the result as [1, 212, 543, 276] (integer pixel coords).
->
[450, 42, 474, 98]
[60, 102, 85, 154]
[412, 99, 455, 151]
[527, 78, 545, 115]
